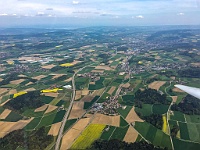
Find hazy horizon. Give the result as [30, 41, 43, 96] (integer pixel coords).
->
[0, 0, 200, 28]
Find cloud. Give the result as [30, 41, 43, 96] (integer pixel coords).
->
[46, 8, 54, 11]
[72, 1, 79, 5]
[36, 12, 45, 16]
[0, 13, 8, 16]
[135, 15, 144, 19]
[177, 12, 184, 16]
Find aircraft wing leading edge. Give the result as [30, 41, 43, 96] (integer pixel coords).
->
[174, 84, 200, 100]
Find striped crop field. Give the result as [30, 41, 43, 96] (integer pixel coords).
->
[70, 124, 106, 149]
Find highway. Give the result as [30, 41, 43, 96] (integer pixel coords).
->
[55, 67, 86, 150]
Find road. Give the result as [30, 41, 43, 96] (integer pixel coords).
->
[165, 81, 175, 150]
[55, 67, 86, 150]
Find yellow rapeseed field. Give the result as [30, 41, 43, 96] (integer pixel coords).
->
[13, 91, 27, 98]
[162, 114, 168, 134]
[70, 124, 106, 149]
[60, 63, 74, 67]
[41, 88, 62, 93]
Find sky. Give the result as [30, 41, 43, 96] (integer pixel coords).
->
[0, 0, 200, 27]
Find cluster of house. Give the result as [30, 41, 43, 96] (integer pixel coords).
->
[89, 96, 122, 115]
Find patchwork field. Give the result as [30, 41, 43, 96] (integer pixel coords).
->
[123, 126, 138, 143]
[60, 118, 91, 150]
[172, 88, 184, 93]
[95, 65, 113, 70]
[44, 105, 58, 114]
[107, 86, 116, 95]
[34, 104, 48, 112]
[69, 109, 86, 119]
[171, 96, 178, 103]
[110, 126, 129, 140]
[80, 95, 94, 102]
[91, 69, 104, 73]
[0, 109, 11, 119]
[91, 88, 105, 96]
[91, 113, 120, 127]
[42, 92, 58, 97]
[0, 88, 9, 95]
[48, 122, 62, 136]
[75, 90, 82, 100]
[10, 79, 25, 84]
[125, 107, 144, 123]
[32, 75, 46, 80]
[0, 118, 33, 138]
[82, 89, 90, 96]
[41, 64, 56, 69]
[148, 81, 166, 90]
[134, 121, 172, 149]
[70, 124, 106, 149]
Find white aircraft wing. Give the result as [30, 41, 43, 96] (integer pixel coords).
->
[174, 84, 200, 100]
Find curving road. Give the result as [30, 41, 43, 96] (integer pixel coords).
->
[55, 66, 86, 150]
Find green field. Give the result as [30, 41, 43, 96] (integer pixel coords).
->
[134, 121, 172, 149]
[55, 100, 65, 106]
[64, 119, 77, 132]
[23, 109, 45, 117]
[168, 120, 178, 128]
[88, 77, 105, 90]
[100, 126, 116, 140]
[0, 95, 10, 104]
[98, 93, 110, 103]
[152, 104, 169, 114]
[179, 122, 190, 140]
[53, 110, 66, 124]
[187, 123, 200, 143]
[170, 111, 185, 122]
[120, 116, 128, 127]
[121, 95, 134, 105]
[110, 126, 129, 140]
[0, 107, 5, 114]
[117, 106, 132, 118]
[84, 96, 100, 109]
[173, 138, 200, 150]
[185, 115, 200, 123]
[36, 112, 57, 129]
[4, 111, 23, 122]
[25, 117, 42, 130]
[78, 67, 95, 74]
[135, 104, 153, 116]
[40, 96, 54, 104]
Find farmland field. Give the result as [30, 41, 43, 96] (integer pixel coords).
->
[173, 138, 200, 150]
[179, 122, 190, 140]
[134, 121, 172, 149]
[53, 110, 66, 124]
[152, 104, 169, 114]
[25, 117, 42, 130]
[70, 124, 106, 149]
[135, 104, 153, 116]
[170, 111, 185, 122]
[100, 126, 116, 140]
[63, 119, 77, 132]
[36, 112, 57, 129]
[120, 116, 128, 127]
[117, 106, 132, 118]
[187, 123, 200, 142]
[122, 95, 134, 105]
[110, 126, 129, 140]
[185, 115, 200, 123]
[4, 111, 23, 122]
